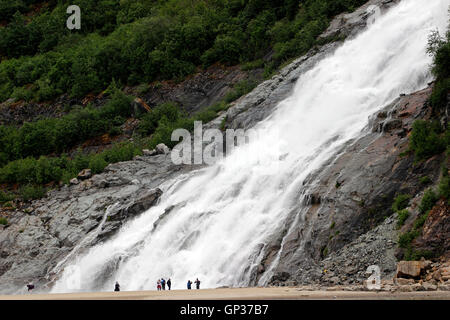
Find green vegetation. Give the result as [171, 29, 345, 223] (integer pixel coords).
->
[428, 29, 450, 113]
[19, 184, 47, 202]
[0, 0, 367, 103]
[396, 209, 410, 229]
[409, 120, 446, 161]
[0, 87, 132, 167]
[137, 79, 252, 150]
[419, 189, 438, 214]
[438, 165, 449, 203]
[407, 26, 450, 162]
[320, 246, 328, 258]
[0, 217, 7, 225]
[391, 194, 411, 212]
[223, 80, 257, 103]
[419, 176, 432, 185]
[0, 0, 372, 202]
[407, 249, 435, 261]
[396, 22, 450, 261]
[391, 194, 411, 228]
[0, 190, 14, 203]
[397, 188, 437, 260]
[0, 141, 143, 188]
[413, 211, 429, 230]
[398, 230, 420, 249]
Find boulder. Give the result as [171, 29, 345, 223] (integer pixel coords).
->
[437, 283, 450, 291]
[441, 267, 450, 281]
[271, 271, 291, 282]
[77, 169, 92, 180]
[394, 278, 415, 285]
[156, 143, 170, 155]
[398, 285, 413, 292]
[422, 282, 438, 291]
[125, 188, 163, 216]
[395, 260, 431, 279]
[432, 269, 442, 282]
[411, 283, 425, 291]
[70, 178, 79, 185]
[143, 149, 157, 156]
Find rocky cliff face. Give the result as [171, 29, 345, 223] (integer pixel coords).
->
[262, 87, 447, 286]
[0, 154, 193, 293]
[4, 0, 446, 294]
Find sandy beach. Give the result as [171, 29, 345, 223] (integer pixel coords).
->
[1, 287, 450, 300]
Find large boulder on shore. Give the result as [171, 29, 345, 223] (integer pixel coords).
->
[396, 260, 431, 279]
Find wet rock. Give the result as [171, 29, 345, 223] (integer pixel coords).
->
[98, 188, 163, 240]
[382, 119, 402, 132]
[271, 272, 291, 282]
[123, 188, 162, 216]
[0, 150, 191, 294]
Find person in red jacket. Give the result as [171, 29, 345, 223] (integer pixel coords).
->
[157, 279, 162, 291]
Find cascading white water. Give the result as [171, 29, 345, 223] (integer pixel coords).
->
[52, 0, 449, 292]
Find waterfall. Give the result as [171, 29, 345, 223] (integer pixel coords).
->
[52, 0, 449, 292]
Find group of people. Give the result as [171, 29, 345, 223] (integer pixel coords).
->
[187, 278, 201, 290]
[156, 278, 171, 291]
[113, 277, 201, 292]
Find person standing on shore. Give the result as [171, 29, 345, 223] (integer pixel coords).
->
[167, 278, 172, 290]
[114, 281, 120, 292]
[157, 279, 162, 291]
[26, 283, 35, 293]
[161, 278, 166, 290]
[187, 280, 192, 290]
[194, 278, 201, 290]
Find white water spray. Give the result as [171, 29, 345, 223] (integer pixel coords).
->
[52, 0, 449, 292]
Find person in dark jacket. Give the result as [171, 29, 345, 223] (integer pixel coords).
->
[194, 278, 201, 289]
[167, 278, 172, 290]
[187, 280, 192, 290]
[26, 283, 35, 293]
[161, 278, 166, 290]
[114, 281, 120, 292]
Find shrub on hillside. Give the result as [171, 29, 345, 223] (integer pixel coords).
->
[392, 194, 411, 212]
[0, 190, 14, 203]
[419, 189, 438, 214]
[19, 184, 47, 202]
[396, 209, 410, 229]
[0, 89, 132, 163]
[409, 120, 445, 160]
